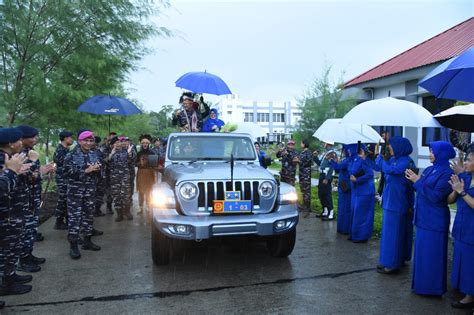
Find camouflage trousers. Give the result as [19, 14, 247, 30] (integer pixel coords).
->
[299, 175, 312, 208]
[111, 180, 130, 213]
[95, 176, 106, 210]
[281, 174, 296, 186]
[0, 217, 23, 277]
[67, 184, 95, 242]
[54, 176, 68, 219]
[20, 207, 36, 258]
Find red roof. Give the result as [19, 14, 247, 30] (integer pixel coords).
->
[345, 18, 474, 88]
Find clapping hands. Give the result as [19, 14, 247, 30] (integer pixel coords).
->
[448, 174, 465, 194]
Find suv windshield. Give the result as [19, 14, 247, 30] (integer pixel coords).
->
[168, 135, 256, 161]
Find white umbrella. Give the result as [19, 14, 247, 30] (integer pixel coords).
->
[342, 97, 441, 128]
[313, 119, 384, 144]
[434, 103, 474, 132]
[233, 122, 267, 139]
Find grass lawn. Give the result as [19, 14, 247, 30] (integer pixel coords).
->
[294, 183, 383, 240]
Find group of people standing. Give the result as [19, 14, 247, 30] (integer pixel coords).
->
[298, 133, 472, 309]
[0, 125, 166, 309]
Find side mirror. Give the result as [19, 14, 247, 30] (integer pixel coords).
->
[263, 155, 272, 167]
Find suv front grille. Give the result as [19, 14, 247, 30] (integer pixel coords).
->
[197, 180, 261, 211]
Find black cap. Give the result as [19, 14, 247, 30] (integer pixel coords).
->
[94, 136, 101, 144]
[0, 127, 23, 145]
[59, 130, 73, 141]
[109, 136, 119, 146]
[16, 125, 38, 138]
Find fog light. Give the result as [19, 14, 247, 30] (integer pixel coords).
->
[275, 220, 286, 230]
[175, 225, 188, 234]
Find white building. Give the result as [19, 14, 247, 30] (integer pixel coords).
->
[344, 17, 473, 168]
[216, 94, 301, 143]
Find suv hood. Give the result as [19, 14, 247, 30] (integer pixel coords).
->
[165, 162, 275, 184]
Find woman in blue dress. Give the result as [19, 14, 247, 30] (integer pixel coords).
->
[375, 136, 415, 274]
[349, 144, 375, 243]
[447, 151, 474, 309]
[202, 109, 225, 132]
[405, 141, 455, 296]
[330, 144, 357, 235]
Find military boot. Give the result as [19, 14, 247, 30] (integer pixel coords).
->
[17, 256, 41, 273]
[82, 236, 101, 251]
[91, 228, 104, 236]
[28, 253, 45, 265]
[106, 202, 114, 214]
[115, 209, 124, 222]
[124, 207, 133, 221]
[0, 300, 4, 309]
[93, 204, 105, 217]
[54, 217, 68, 230]
[0, 275, 32, 296]
[13, 273, 33, 284]
[69, 241, 81, 259]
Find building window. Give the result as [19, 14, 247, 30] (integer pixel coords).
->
[257, 113, 269, 122]
[227, 111, 232, 116]
[421, 96, 453, 146]
[244, 112, 254, 122]
[272, 113, 285, 122]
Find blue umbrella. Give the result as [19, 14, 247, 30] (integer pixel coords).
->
[419, 46, 474, 103]
[77, 95, 142, 131]
[175, 71, 232, 95]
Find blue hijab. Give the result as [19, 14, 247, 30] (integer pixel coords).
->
[429, 141, 455, 168]
[389, 136, 413, 158]
[203, 109, 225, 132]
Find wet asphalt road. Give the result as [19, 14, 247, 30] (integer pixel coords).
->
[2, 203, 470, 315]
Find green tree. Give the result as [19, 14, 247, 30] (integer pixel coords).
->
[0, 0, 171, 127]
[149, 104, 177, 138]
[295, 64, 356, 142]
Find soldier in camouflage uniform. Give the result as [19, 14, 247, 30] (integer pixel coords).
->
[276, 140, 299, 186]
[108, 136, 134, 221]
[104, 132, 116, 214]
[63, 130, 101, 259]
[92, 136, 107, 217]
[0, 128, 33, 299]
[53, 130, 73, 230]
[16, 125, 52, 272]
[298, 140, 313, 218]
[125, 137, 137, 215]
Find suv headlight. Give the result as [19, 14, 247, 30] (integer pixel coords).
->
[179, 182, 198, 200]
[259, 181, 274, 198]
[280, 192, 298, 204]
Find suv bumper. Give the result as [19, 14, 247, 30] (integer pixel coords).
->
[153, 204, 298, 240]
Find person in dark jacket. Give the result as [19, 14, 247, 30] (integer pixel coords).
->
[298, 139, 313, 217]
[53, 130, 73, 229]
[276, 140, 299, 186]
[202, 109, 225, 132]
[375, 136, 415, 274]
[172, 92, 203, 132]
[136, 135, 156, 215]
[406, 141, 455, 296]
[447, 151, 474, 309]
[314, 141, 336, 220]
[330, 143, 357, 234]
[349, 144, 375, 242]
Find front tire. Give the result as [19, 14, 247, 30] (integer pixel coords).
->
[152, 224, 171, 265]
[266, 229, 296, 257]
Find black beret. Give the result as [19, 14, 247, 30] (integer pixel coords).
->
[109, 136, 119, 146]
[16, 125, 38, 138]
[59, 130, 73, 140]
[0, 127, 23, 145]
[94, 136, 101, 144]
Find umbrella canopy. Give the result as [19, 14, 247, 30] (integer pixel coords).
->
[342, 97, 441, 128]
[233, 122, 267, 140]
[175, 71, 232, 95]
[77, 95, 142, 115]
[419, 46, 474, 103]
[434, 103, 474, 132]
[313, 119, 383, 144]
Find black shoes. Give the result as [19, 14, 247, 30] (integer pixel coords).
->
[17, 256, 41, 273]
[92, 228, 104, 236]
[451, 299, 474, 309]
[0, 275, 32, 296]
[106, 203, 114, 215]
[13, 273, 33, 284]
[0, 300, 4, 309]
[54, 218, 68, 230]
[82, 236, 101, 251]
[376, 267, 400, 275]
[29, 253, 45, 265]
[123, 208, 133, 221]
[70, 241, 81, 259]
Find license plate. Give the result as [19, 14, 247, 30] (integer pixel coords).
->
[213, 200, 252, 214]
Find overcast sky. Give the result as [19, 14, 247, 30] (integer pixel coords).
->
[126, 0, 473, 112]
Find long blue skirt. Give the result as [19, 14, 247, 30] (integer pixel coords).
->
[379, 210, 406, 269]
[350, 194, 375, 241]
[337, 190, 351, 234]
[411, 227, 448, 296]
[451, 240, 474, 296]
